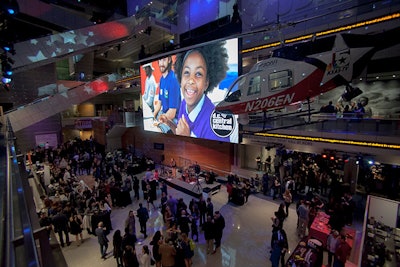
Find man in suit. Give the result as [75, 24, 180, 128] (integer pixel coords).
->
[95, 221, 109, 259]
[52, 208, 70, 247]
[137, 203, 149, 238]
[212, 211, 225, 254]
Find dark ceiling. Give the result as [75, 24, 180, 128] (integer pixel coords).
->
[2, 0, 400, 82]
[1, 0, 128, 44]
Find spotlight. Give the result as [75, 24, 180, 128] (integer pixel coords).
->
[5, 69, 12, 76]
[2, 42, 14, 52]
[2, 77, 11, 83]
[1, 0, 19, 16]
[2, 62, 12, 77]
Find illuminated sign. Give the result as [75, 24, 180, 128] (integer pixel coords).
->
[254, 132, 400, 150]
[75, 119, 92, 129]
[242, 13, 400, 54]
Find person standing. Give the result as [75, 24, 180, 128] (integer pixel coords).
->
[52, 208, 70, 247]
[244, 180, 251, 203]
[333, 234, 352, 267]
[271, 176, 280, 200]
[133, 176, 140, 200]
[160, 191, 168, 222]
[146, 183, 157, 210]
[341, 192, 355, 226]
[270, 227, 288, 267]
[283, 189, 293, 217]
[125, 210, 137, 242]
[178, 209, 191, 236]
[273, 155, 280, 175]
[167, 195, 178, 218]
[160, 181, 168, 196]
[180, 233, 194, 267]
[138, 245, 151, 267]
[137, 203, 149, 239]
[262, 172, 270, 195]
[39, 212, 53, 240]
[202, 215, 215, 254]
[256, 155, 261, 170]
[150, 231, 163, 267]
[122, 227, 136, 251]
[95, 221, 109, 260]
[158, 238, 177, 267]
[142, 180, 149, 202]
[275, 203, 287, 228]
[212, 211, 225, 254]
[265, 156, 272, 172]
[197, 195, 207, 226]
[123, 245, 139, 267]
[297, 200, 310, 239]
[68, 214, 83, 246]
[206, 197, 214, 218]
[113, 230, 124, 267]
[327, 230, 340, 267]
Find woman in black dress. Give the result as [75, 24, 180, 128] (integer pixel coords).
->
[69, 214, 83, 246]
[113, 230, 124, 267]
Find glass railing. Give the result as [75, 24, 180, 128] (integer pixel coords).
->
[0, 110, 6, 267]
[244, 115, 400, 137]
[1, 118, 64, 267]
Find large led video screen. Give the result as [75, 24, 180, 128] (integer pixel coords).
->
[141, 38, 239, 143]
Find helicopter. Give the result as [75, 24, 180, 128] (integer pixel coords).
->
[215, 28, 400, 118]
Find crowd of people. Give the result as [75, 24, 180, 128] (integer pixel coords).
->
[31, 138, 230, 267]
[29, 137, 362, 267]
[319, 98, 369, 118]
[253, 150, 356, 267]
[216, 149, 358, 266]
[147, 193, 226, 267]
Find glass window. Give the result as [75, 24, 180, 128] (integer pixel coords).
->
[225, 75, 246, 102]
[269, 70, 292, 91]
[247, 76, 261, 96]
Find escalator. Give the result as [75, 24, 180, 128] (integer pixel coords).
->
[6, 73, 118, 132]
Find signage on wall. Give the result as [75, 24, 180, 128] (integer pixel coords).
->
[75, 119, 92, 129]
[35, 133, 58, 148]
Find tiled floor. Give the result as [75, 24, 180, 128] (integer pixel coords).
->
[60, 175, 364, 267]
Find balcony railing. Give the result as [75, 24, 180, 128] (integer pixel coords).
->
[1, 118, 63, 267]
